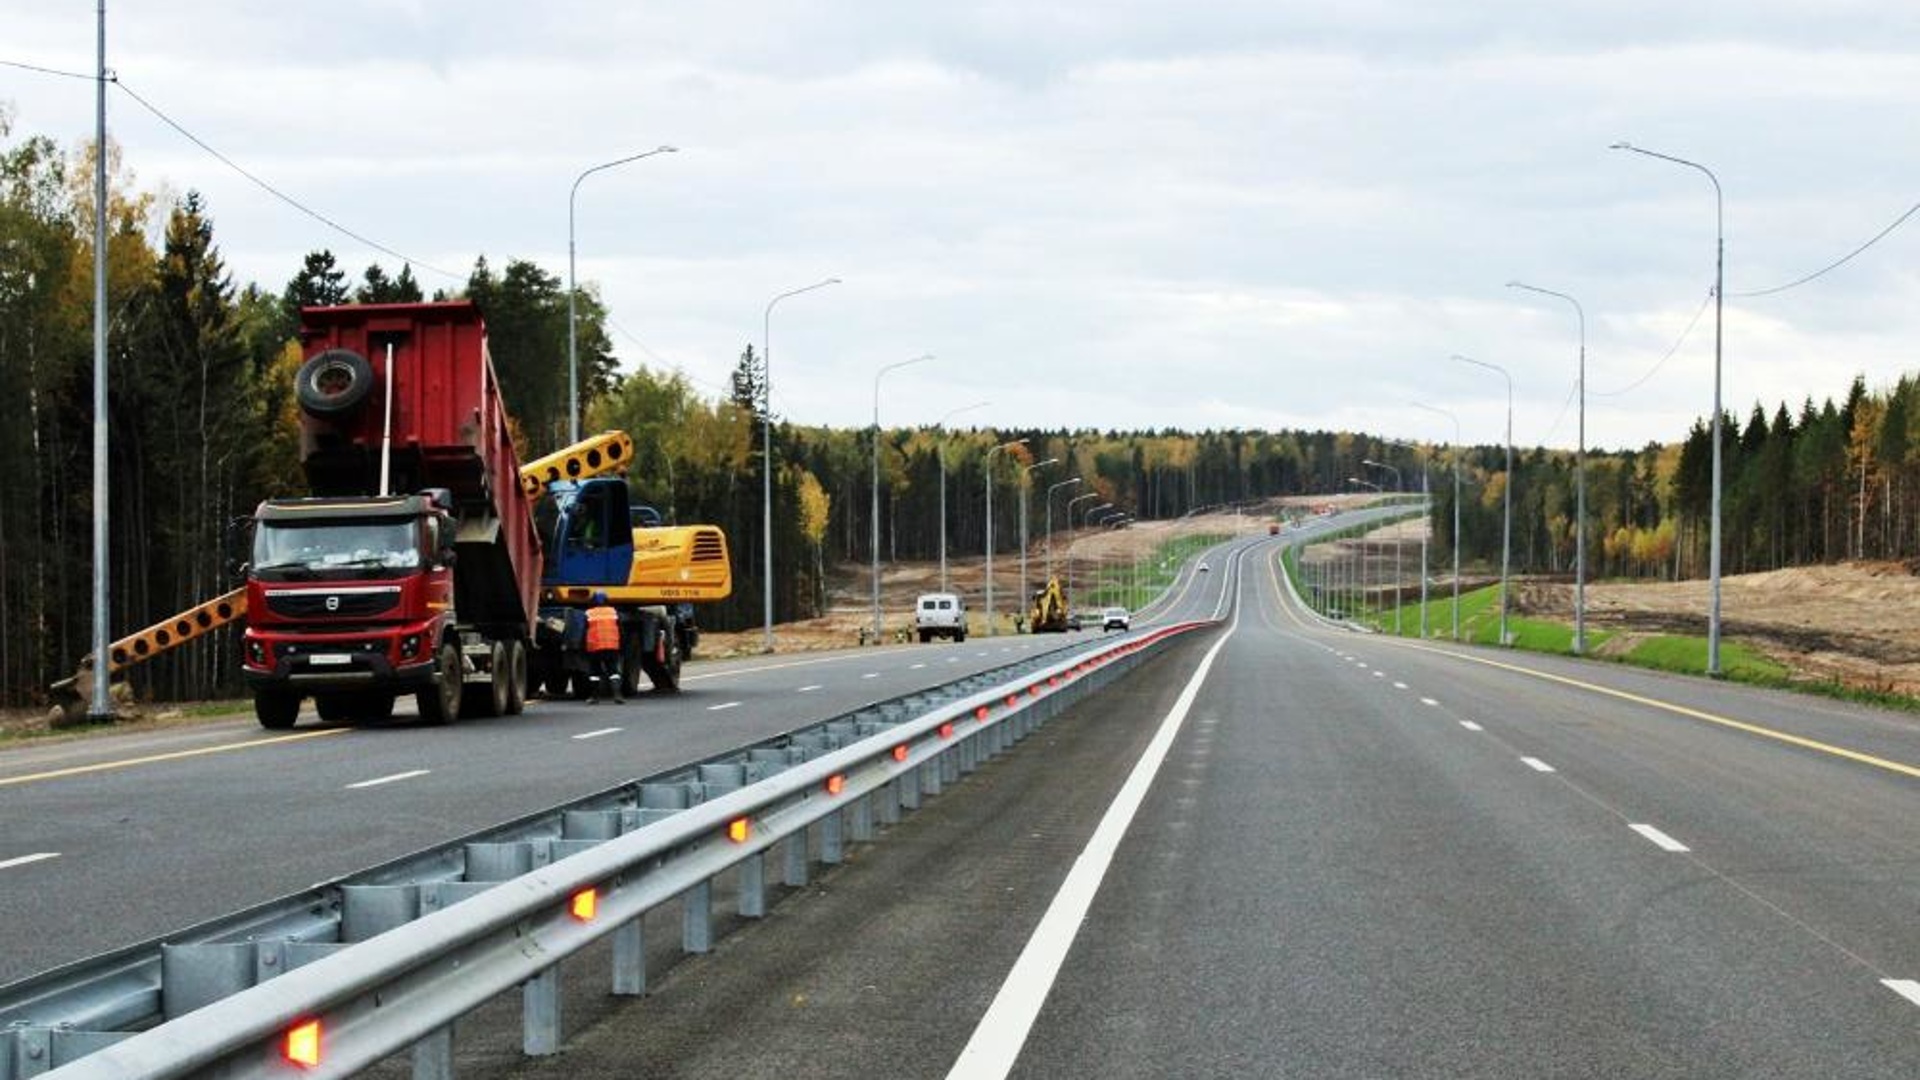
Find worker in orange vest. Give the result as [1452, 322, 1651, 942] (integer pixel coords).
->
[583, 591, 624, 704]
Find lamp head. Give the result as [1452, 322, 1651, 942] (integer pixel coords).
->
[1608, 141, 1633, 151]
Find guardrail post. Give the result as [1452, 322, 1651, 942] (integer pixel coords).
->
[612, 919, 646, 996]
[941, 745, 962, 785]
[412, 1025, 453, 1080]
[523, 965, 561, 1055]
[850, 792, 875, 842]
[820, 806, 845, 865]
[878, 779, 902, 825]
[683, 880, 712, 953]
[738, 851, 767, 917]
[900, 766, 922, 810]
[783, 828, 810, 887]
[922, 756, 944, 797]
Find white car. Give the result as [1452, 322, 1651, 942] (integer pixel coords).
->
[1197, 560, 1210, 572]
[914, 592, 967, 642]
[1102, 607, 1131, 632]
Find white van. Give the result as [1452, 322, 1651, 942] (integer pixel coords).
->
[914, 592, 968, 643]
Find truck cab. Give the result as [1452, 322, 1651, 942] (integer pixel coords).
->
[241, 492, 462, 727]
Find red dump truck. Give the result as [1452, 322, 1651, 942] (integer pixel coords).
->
[240, 302, 540, 728]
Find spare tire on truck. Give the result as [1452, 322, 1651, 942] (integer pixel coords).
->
[295, 348, 376, 417]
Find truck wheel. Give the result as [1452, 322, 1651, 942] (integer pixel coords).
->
[295, 349, 375, 417]
[918, 629, 931, 643]
[462, 641, 512, 718]
[503, 640, 528, 715]
[417, 640, 462, 725]
[314, 694, 352, 723]
[639, 626, 681, 695]
[955, 628, 967, 643]
[255, 690, 299, 730]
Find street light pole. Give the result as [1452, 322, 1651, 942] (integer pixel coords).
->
[760, 277, 840, 653]
[871, 354, 933, 642]
[1363, 460, 1403, 636]
[1065, 492, 1101, 608]
[1018, 458, 1057, 631]
[1413, 402, 1463, 641]
[1348, 477, 1382, 628]
[1044, 477, 1083, 583]
[1510, 280, 1587, 656]
[984, 438, 1028, 635]
[568, 146, 677, 445]
[88, 0, 111, 722]
[1612, 140, 1725, 677]
[1453, 354, 1513, 647]
[934, 401, 990, 592]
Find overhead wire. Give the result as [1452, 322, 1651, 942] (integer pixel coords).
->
[1732, 201, 1920, 298]
[4, 55, 462, 282]
[1589, 289, 1713, 398]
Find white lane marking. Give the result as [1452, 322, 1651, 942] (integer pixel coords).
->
[911, 663, 927, 670]
[0, 852, 59, 870]
[1630, 823, 1691, 852]
[1882, 979, 1920, 1008]
[947, 657, 960, 663]
[1393, 682, 1408, 690]
[1460, 720, 1483, 732]
[1371, 671, 1385, 679]
[862, 672, 879, 680]
[948, 568, 1240, 1080]
[708, 701, 743, 712]
[346, 769, 430, 790]
[572, 727, 623, 741]
[797, 684, 823, 693]
[977, 651, 989, 657]
[1521, 757, 1557, 773]
[1421, 697, 1439, 707]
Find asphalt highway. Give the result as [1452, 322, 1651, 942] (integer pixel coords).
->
[497, 529, 1920, 1079]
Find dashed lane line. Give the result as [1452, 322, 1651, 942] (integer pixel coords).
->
[1460, 720, 1484, 732]
[1629, 823, 1691, 852]
[708, 702, 743, 712]
[1521, 757, 1557, 773]
[797, 685, 823, 693]
[345, 769, 430, 790]
[1882, 980, 1920, 1009]
[572, 727, 623, 741]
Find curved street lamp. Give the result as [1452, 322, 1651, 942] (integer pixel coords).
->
[984, 437, 1029, 634]
[1065, 492, 1102, 607]
[760, 277, 841, 652]
[1363, 459, 1403, 636]
[871, 354, 933, 641]
[1348, 477, 1382, 627]
[1509, 280, 1587, 656]
[568, 145, 677, 445]
[1044, 477, 1083, 582]
[1018, 458, 1057, 629]
[1412, 401, 1463, 641]
[1452, 354, 1513, 647]
[1612, 140, 1725, 676]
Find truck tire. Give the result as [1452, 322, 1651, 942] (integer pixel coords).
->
[295, 349, 376, 417]
[503, 639, 528, 715]
[955, 628, 967, 643]
[461, 641, 512, 718]
[314, 693, 352, 723]
[255, 690, 299, 730]
[918, 629, 931, 643]
[639, 624, 680, 695]
[417, 639, 462, 725]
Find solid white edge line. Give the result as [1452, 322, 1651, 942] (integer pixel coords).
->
[345, 769, 430, 790]
[946, 569, 1239, 1080]
[1521, 757, 1557, 773]
[1630, 823, 1691, 852]
[0, 852, 60, 870]
[708, 701, 743, 712]
[572, 727, 623, 741]
[1882, 979, 1920, 1008]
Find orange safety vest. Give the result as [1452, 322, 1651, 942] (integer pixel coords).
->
[584, 605, 620, 652]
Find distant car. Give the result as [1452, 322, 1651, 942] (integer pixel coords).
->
[1066, 610, 1084, 632]
[914, 592, 967, 643]
[1102, 606, 1131, 632]
[1197, 560, 1210, 572]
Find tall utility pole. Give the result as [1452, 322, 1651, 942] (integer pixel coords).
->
[88, 0, 112, 721]
[1612, 141, 1724, 676]
[1509, 281, 1587, 655]
[983, 438, 1028, 634]
[760, 278, 839, 653]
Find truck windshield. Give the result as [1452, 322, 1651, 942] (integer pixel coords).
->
[253, 520, 421, 579]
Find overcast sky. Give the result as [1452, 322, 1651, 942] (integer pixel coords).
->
[5, 2, 1918, 453]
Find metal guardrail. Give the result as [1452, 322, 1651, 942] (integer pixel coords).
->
[9, 622, 1209, 1078]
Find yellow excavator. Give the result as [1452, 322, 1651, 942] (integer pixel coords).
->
[1028, 576, 1070, 633]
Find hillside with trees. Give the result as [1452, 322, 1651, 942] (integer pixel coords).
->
[4, 118, 1917, 706]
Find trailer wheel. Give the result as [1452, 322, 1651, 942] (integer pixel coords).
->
[417, 640, 462, 725]
[255, 690, 299, 730]
[295, 349, 376, 417]
[503, 640, 528, 715]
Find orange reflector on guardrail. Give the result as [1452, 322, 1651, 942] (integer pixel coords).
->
[826, 774, 845, 795]
[1005, 694, 1019, 707]
[975, 705, 990, 721]
[284, 1019, 322, 1068]
[727, 818, 750, 843]
[570, 888, 598, 922]
[939, 722, 955, 739]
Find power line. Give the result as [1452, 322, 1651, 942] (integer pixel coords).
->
[5, 55, 465, 282]
[1733, 201, 1920, 298]
[111, 79, 464, 281]
[1590, 289, 1713, 398]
